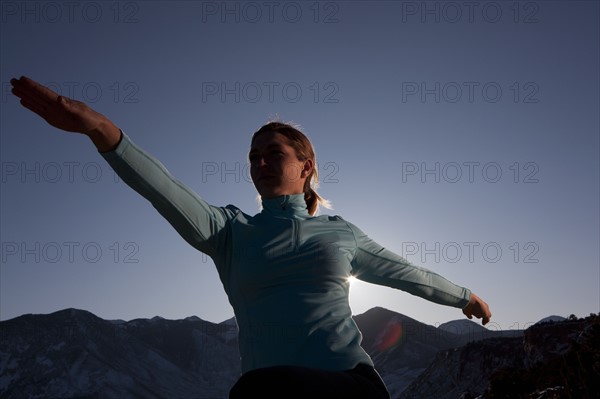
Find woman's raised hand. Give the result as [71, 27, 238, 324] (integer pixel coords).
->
[11, 76, 121, 152]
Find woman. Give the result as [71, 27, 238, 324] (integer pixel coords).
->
[10, 76, 491, 399]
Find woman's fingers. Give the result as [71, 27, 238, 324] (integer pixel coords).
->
[11, 77, 56, 115]
[482, 313, 491, 325]
[13, 77, 73, 128]
[11, 76, 59, 114]
[479, 305, 491, 325]
[463, 293, 492, 325]
[14, 76, 59, 103]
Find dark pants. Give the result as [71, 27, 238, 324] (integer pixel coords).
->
[229, 363, 391, 399]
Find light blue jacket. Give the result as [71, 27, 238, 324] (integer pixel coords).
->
[101, 131, 471, 374]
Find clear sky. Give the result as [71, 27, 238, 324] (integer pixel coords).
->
[1, 1, 598, 331]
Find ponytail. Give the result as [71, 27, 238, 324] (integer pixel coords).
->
[303, 170, 331, 216]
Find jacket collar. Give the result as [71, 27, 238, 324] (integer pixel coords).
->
[261, 193, 310, 219]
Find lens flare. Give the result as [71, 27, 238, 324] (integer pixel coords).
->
[375, 320, 403, 352]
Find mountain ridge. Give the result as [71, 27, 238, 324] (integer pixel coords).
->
[2, 307, 594, 398]
[2, 305, 558, 327]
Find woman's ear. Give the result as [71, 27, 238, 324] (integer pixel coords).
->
[301, 159, 314, 178]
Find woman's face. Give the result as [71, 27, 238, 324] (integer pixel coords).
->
[249, 132, 313, 199]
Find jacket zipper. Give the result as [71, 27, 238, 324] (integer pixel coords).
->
[292, 219, 300, 251]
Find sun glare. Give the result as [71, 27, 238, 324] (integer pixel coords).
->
[347, 275, 358, 284]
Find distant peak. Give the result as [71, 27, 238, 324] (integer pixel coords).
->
[438, 319, 488, 334]
[50, 308, 99, 320]
[535, 315, 566, 325]
[53, 308, 93, 315]
[357, 306, 395, 316]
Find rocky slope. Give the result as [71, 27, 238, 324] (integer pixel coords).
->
[400, 314, 599, 399]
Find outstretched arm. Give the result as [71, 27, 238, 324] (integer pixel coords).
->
[10, 76, 121, 152]
[346, 219, 492, 325]
[10, 76, 234, 259]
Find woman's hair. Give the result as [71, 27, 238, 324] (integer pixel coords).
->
[251, 120, 331, 216]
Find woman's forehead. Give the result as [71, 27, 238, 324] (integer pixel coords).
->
[250, 131, 290, 149]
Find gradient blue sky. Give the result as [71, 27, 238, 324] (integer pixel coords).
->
[1, 1, 598, 331]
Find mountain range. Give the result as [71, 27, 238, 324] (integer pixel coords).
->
[1, 307, 597, 398]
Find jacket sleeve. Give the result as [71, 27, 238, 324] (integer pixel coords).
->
[99, 130, 235, 258]
[345, 220, 471, 308]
